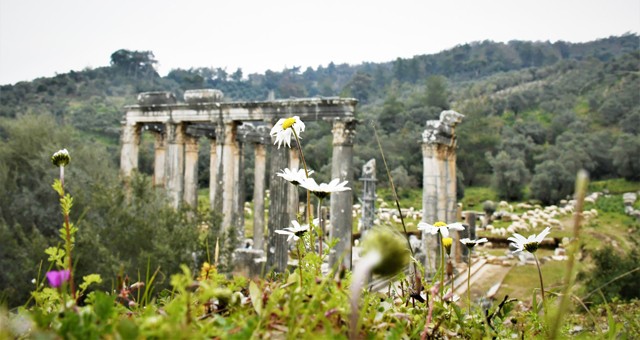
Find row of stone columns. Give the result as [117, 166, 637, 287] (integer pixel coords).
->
[121, 116, 356, 272]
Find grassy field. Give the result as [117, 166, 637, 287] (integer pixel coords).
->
[198, 179, 638, 306]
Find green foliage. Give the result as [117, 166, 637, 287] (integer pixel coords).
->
[611, 133, 640, 181]
[578, 246, 640, 304]
[486, 150, 529, 200]
[530, 160, 575, 204]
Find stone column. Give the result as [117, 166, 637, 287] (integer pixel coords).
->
[288, 147, 301, 222]
[421, 110, 464, 277]
[422, 143, 442, 278]
[233, 141, 245, 239]
[153, 132, 166, 186]
[120, 122, 140, 177]
[329, 120, 356, 270]
[267, 142, 290, 272]
[253, 144, 267, 251]
[220, 121, 238, 232]
[183, 135, 199, 207]
[209, 138, 218, 212]
[165, 121, 186, 208]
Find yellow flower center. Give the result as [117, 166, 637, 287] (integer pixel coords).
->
[442, 237, 453, 255]
[442, 237, 453, 247]
[434, 221, 447, 228]
[282, 117, 296, 130]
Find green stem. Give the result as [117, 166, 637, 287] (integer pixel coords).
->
[292, 129, 315, 254]
[534, 253, 545, 307]
[297, 240, 304, 288]
[467, 259, 471, 314]
[60, 166, 76, 300]
[440, 233, 444, 301]
[317, 197, 324, 257]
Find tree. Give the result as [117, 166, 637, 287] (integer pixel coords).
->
[424, 75, 450, 110]
[486, 151, 529, 200]
[611, 133, 640, 180]
[231, 68, 243, 82]
[530, 160, 574, 204]
[110, 49, 158, 77]
[342, 71, 374, 103]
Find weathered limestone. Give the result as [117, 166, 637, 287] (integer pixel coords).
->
[153, 132, 166, 186]
[120, 122, 140, 177]
[253, 144, 267, 251]
[165, 122, 186, 207]
[219, 121, 239, 231]
[329, 120, 356, 270]
[233, 140, 245, 237]
[267, 142, 291, 272]
[209, 139, 218, 211]
[421, 110, 464, 277]
[183, 135, 199, 207]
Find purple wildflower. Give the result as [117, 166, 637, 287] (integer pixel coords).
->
[46, 269, 70, 288]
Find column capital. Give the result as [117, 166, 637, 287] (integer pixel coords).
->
[331, 119, 357, 146]
[166, 122, 186, 144]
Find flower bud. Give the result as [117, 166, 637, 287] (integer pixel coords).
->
[51, 148, 70, 167]
[360, 228, 411, 277]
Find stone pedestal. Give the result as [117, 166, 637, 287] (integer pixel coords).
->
[233, 248, 266, 280]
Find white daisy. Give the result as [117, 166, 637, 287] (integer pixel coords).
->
[460, 237, 489, 249]
[417, 221, 465, 238]
[508, 227, 551, 253]
[276, 168, 313, 186]
[299, 178, 351, 199]
[274, 219, 318, 242]
[270, 116, 305, 149]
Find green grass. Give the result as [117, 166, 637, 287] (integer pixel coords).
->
[461, 187, 499, 211]
[496, 249, 584, 303]
[589, 178, 640, 195]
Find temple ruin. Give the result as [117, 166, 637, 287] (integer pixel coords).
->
[120, 89, 357, 272]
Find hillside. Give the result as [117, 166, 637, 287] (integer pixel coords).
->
[0, 34, 638, 203]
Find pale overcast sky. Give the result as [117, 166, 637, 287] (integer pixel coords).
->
[0, 0, 638, 85]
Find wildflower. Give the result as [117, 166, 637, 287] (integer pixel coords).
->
[299, 178, 350, 199]
[270, 116, 305, 149]
[460, 237, 489, 249]
[417, 221, 465, 238]
[508, 227, 551, 253]
[276, 168, 313, 186]
[51, 148, 70, 167]
[46, 269, 70, 288]
[442, 237, 453, 256]
[275, 219, 317, 242]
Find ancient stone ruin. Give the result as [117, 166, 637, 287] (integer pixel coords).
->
[120, 89, 357, 272]
[421, 110, 465, 276]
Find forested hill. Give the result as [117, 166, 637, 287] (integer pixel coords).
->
[0, 34, 638, 204]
